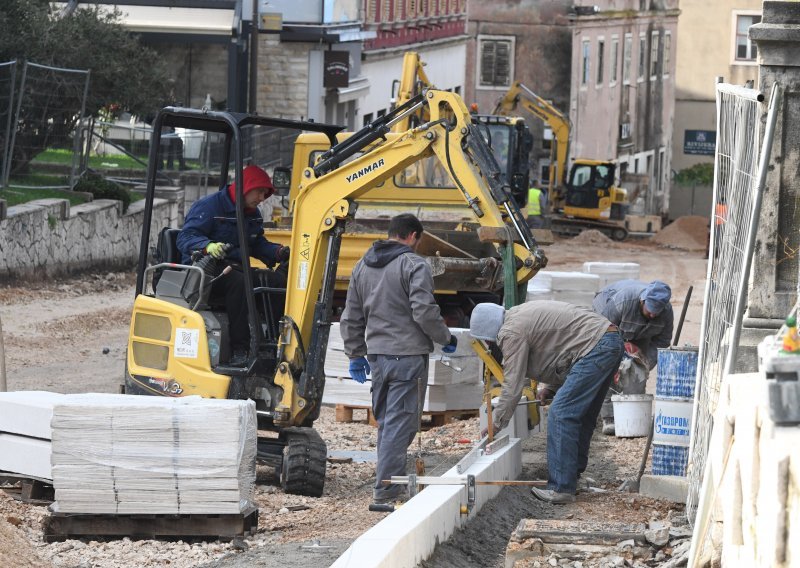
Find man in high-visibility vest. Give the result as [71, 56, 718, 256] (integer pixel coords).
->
[527, 181, 547, 229]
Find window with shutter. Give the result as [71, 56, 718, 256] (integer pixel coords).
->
[478, 37, 514, 88]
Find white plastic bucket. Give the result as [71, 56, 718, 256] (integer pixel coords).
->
[611, 394, 653, 437]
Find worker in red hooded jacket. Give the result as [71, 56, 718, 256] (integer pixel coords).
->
[177, 165, 290, 366]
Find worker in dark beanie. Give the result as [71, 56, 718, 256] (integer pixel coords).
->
[591, 280, 674, 435]
[470, 301, 624, 504]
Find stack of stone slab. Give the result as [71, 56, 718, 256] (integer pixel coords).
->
[582, 261, 640, 289]
[526, 270, 600, 307]
[0, 391, 64, 479]
[323, 324, 485, 411]
[47, 394, 257, 515]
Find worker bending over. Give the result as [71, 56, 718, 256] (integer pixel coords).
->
[591, 280, 674, 435]
[340, 214, 457, 506]
[470, 301, 623, 504]
[177, 165, 290, 366]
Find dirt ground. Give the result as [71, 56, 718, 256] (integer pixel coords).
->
[0, 233, 707, 567]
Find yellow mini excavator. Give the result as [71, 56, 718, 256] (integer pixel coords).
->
[124, 90, 547, 496]
[495, 81, 629, 241]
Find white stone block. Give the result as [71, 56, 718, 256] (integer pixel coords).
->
[582, 262, 640, 289]
[0, 391, 64, 439]
[322, 378, 483, 412]
[479, 396, 531, 439]
[331, 438, 522, 568]
[0, 433, 52, 479]
[528, 271, 600, 293]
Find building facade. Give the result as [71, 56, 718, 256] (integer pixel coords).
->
[672, 0, 762, 174]
[569, 1, 679, 215]
[359, 0, 469, 128]
[465, 0, 573, 188]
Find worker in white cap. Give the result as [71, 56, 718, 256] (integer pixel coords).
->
[470, 301, 623, 504]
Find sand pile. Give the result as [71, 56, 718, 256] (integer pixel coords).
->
[652, 216, 709, 251]
[0, 518, 47, 568]
[571, 229, 613, 245]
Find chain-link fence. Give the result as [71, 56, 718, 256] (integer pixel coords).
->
[0, 60, 17, 188]
[7, 61, 90, 189]
[686, 83, 782, 530]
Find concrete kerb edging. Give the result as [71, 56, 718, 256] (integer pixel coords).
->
[331, 438, 523, 568]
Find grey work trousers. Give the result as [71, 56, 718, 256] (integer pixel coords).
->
[369, 353, 428, 501]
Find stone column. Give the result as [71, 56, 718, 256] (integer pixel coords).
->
[747, 1, 800, 322]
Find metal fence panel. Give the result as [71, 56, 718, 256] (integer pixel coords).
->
[7, 61, 90, 189]
[0, 60, 16, 188]
[686, 83, 777, 527]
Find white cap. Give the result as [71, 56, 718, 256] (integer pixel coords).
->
[469, 303, 506, 341]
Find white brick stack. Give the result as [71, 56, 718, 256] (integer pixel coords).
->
[582, 261, 641, 289]
[323, 324, 485, 411]
[526, 270, 600, 307]
[49, 394, 256, 515]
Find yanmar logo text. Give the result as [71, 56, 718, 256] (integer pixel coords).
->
[346, 158, 385, 183]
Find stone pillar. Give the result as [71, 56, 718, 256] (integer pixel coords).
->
[747, 1, 800, 322]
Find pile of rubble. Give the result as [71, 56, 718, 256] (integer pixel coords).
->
[506, 510, 693, 568]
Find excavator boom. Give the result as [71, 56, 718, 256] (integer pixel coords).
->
[270, 89, 546, 426]
[494, 81, 571, 193]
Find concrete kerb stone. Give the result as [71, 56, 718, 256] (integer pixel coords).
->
[331, 438, 523, 568]
[639, 474, 688, 504]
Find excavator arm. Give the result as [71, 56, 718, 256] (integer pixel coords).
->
[392, 52, 433, 133]
[494, 81, 571, 195]
[270, 89, 547, 426]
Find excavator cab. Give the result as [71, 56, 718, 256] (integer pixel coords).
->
[471, 115, 533, 209]
[125, 108, 343, 496]
[563, 160, 628, 223]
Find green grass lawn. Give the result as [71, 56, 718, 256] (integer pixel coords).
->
[33, 148, 148, 170]
[0, 182, 91, 207]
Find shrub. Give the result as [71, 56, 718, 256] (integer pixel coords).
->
[675, 163, 714, 186]
[74, 172, 131, 212]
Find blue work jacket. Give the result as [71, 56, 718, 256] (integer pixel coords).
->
[592, 279, 674, 369]
[176, 188, 280, 265]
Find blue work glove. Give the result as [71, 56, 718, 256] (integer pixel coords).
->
[442, 335, 458, 354]
[349, 356, 371, 384]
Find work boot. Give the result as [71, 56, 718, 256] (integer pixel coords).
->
[530, 487, 576, 504]
[602, 417, 616, 436]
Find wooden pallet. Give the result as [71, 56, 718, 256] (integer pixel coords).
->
[335, 404, 377, 426]
[0, 473, 54, 505]
[42, 506, 258, 542]
[335, 404, 478, 430]
[421, 409, 480, 429]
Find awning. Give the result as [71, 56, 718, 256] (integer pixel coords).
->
[51, 4, 235, 36]
[335, 76, 370, 103]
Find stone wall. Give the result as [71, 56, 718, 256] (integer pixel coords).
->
[256, 36, 311, 119]
[0, 197, 179, 281]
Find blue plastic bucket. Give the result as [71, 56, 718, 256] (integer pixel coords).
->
[652, 444, 690, 476]
[656, 347, 699, 399]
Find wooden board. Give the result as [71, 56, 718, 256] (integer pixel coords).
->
[335, 405, 477, 431]
[414, 231, 476, 259]
[42, 507, 258, 542]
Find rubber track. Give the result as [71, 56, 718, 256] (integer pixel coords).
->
[551, 217, 628, 241]
[280, 427, 327, 497]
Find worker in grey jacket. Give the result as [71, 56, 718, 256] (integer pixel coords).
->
[592, 280, 673, 435]
[471, 301, 623, 504]
[341, 214, 457, 506]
